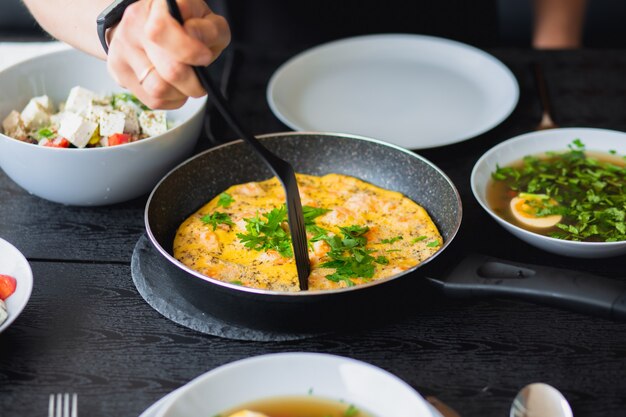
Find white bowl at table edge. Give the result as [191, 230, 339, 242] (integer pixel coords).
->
[156, 352, 433, 417]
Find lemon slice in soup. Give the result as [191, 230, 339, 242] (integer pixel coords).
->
[510, 193, 562, 229]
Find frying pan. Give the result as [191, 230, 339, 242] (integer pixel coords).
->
[145, 132, 462, 332]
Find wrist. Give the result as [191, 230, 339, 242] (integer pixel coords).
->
[105, 24, 119, 50]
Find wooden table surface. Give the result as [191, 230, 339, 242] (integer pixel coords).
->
[1, 44, 626, 417]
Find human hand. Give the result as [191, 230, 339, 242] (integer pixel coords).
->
[106, 0, 230, 109]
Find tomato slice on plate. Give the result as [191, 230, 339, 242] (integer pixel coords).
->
[0, 274, 17, 300]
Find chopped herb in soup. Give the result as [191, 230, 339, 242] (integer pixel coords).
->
[488, 139, 626, 242]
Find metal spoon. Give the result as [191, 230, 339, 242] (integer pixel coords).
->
[510, 383, 573, 417]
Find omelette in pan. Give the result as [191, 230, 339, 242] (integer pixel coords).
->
[173, 173, 442, 291]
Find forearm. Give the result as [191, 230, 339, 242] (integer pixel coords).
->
[21, 0, 111, 59]
[533, 0, 587, 49]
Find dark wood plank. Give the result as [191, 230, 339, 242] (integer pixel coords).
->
[0, 175, 146, 262]
[2, 46, 626, 417]
[0, 261, 625, 417]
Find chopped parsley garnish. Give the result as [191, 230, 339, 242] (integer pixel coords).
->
[380, 235, 403, 244]
[200, 212, 234, 230]
[491, 139, 626, 242]
[303, 206, 331, 222]
[411, 235, 427, 244]
[307, 224, 331, 242]
[426, 239, 440, 248]
[217, 192, 234, 208]
[320, 225, 388, 286]
[304, 206, 332, 242]
[237, 205, 330, 257]
[236, 206, 387, 284]
[229, 280, 243, 286]
[237, 205, 293, 257]
[344, 404, 359, 417]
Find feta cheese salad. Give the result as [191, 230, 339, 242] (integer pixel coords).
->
[1, 86, 169, 148]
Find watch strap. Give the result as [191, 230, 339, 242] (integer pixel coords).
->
[97, 0, 140, 54]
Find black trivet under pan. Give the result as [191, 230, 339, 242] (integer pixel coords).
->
[130, 234, 322, 341]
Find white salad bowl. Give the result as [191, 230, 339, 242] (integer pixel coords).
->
[0, 48, 206, 206]
[471, 127, 626, 258]
[156, 352, 434, 417]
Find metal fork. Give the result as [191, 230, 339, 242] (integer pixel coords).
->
[49, 393, 77, 417]
[165, 0, 311, 291]
[532, 61, 559, 130]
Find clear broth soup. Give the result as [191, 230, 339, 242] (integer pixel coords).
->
[221, 395, 373, 417]
[487, 150, 626, 240]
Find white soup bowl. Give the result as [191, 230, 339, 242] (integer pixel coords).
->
[471, 127, 626, 258]
[157, 352, 434, 417]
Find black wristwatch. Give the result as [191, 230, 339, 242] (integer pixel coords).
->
[97, 0, 140, 54]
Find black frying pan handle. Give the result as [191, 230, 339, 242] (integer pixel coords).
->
[427, 254, 626, 320]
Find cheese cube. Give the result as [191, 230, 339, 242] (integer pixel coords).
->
[2, 110, 23, 134]
[31, 95, 53, 112]
[50, 112, 67, 129]
[64, 86, 96, 114]
[21, 96, 52, 129]
[124, 112, 140, 135]
[2, 110, 30, 141]
[85, 102, 112, 124]
[138, 110, 167, 137]
[99, 110, 126, 136]
[58, 112, 98, 148]
[116, 103, 140, 134]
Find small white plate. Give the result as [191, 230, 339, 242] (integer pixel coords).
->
[0, 237, 33, 333]
[267, 34, 519, 149]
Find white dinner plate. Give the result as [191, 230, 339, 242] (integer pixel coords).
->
[267, 34, 519, 149]
[0, 237, 33, 333]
